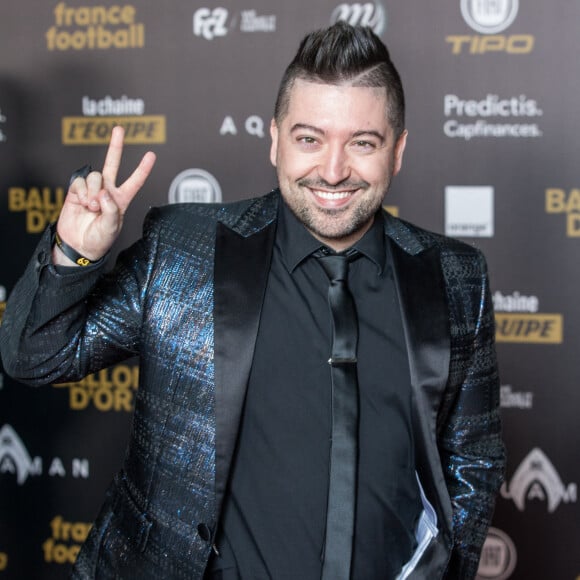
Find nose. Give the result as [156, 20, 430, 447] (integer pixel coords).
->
[318, 144, 351, 185]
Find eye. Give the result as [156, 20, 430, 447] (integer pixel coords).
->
[296, 135, 320, 149]
[352, 140, 376, 150]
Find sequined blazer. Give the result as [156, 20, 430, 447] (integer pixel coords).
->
[0, 189, 505, 579]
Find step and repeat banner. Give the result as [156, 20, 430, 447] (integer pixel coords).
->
[1, 1, 579, 578]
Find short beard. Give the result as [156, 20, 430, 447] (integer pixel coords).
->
[291, 190, 384, 241]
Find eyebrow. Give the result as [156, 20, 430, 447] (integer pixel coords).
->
[290, 123, 324, 135]
[290, 123, 386, 144]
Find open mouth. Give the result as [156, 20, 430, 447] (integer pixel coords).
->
[312, 190, 352, 201]
[310, 188, 358, 208]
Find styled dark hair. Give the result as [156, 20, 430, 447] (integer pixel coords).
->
[274, 21, 405, 138]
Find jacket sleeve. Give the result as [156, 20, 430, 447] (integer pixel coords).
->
[439, 249, 506, 579]
[0, 213, 160, 386]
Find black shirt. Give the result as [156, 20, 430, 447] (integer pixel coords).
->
[210, 201, 421, 579]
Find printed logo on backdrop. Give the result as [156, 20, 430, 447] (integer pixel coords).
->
[53, 365, 139, 412]
[445, 186, 494, 237]
[193, 8, 276, 40]
[546, 187, 580, 237]
[46, 3, 145, 50]
[62, 94, 166, 146]
[43, 516, 91, 566]
[461, 0, 518, 34]
[168, 169, 222, 204]
[330, 2, 387, 35]
[500, 384, 533, 410]
[7, 185, 64, 234]
[447, 0, 534, 54]
[443, 94, 543, 141]
[220, 115, 266, 139]
[493, 290, 563, 344]
[501, 448, 577, 512]
[0, 425, 89, 485]
[476, 527, 517, 580]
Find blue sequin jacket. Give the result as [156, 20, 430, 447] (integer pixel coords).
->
[0, 190, 505, 579]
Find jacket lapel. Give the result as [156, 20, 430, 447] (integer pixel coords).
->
[389, 239, 450, 412]
[213, 217, 277, 513]
[386, 218, 454, 547]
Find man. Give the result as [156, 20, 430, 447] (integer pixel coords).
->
[0, 22, 504, 579]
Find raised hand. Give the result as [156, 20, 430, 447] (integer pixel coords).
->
[53, 126, 157, 266]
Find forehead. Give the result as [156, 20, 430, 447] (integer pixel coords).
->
[284, 79, 390, 130]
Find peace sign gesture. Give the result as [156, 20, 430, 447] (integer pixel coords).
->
[53, 126, 157, 266]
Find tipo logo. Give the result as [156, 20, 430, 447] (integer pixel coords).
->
[193, 7, 229, 40]
[461, 0, 519, 34]
[168, 169, 222, 204]
[331, 3, 386, 35]
[501, 448, 577, 512]
[476, 527, 517, 580]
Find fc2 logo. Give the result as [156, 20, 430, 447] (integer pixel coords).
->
[193, 7, 229, 40]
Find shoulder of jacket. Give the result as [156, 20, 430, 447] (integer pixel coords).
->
[143, 189, 280, 237]
[385, 211, 485, 262]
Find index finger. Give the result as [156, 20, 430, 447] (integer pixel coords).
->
[101, 125, 126, 188]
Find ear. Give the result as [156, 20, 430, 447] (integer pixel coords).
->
[269, 118, 279, 167]
[392, 129, 408, 176]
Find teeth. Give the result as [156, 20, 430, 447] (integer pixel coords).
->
[314, 190, 350, 200]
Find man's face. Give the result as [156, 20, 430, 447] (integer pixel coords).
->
[270, 79, 407, 251]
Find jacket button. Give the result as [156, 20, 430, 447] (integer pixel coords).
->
[37, 250, 49, 267]
[35, 251, 48, 272]
[197, 523, 211, 542]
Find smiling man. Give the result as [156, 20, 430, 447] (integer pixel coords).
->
[270, 79, 407, 251]
[1, 22, 504, 580]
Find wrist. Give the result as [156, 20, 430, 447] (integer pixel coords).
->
[53, 243, 79, 266]
[53, 231, 105, 267]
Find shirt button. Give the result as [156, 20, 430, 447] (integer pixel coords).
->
[197, 523, 211, 542]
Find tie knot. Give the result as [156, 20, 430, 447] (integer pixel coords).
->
[314, 249, 358, 282]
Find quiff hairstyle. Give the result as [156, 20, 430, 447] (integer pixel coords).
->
[274, 21, 405, 138]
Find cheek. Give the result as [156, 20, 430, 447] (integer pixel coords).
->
[353, 159, 390, 184]
[278, 149, 317, 180]
[372, 155, 395, 181]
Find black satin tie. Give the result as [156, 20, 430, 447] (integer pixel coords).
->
[315, 249, 359, 580]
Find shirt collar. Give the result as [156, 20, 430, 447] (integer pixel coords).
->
[277, 199, 386, 275]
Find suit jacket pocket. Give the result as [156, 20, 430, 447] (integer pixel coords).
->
[112, 470, 154, 553]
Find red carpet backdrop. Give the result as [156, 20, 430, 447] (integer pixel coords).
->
[1, 1, 579, 578]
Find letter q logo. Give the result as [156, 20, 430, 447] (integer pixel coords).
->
[193, 8, 229, 40]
